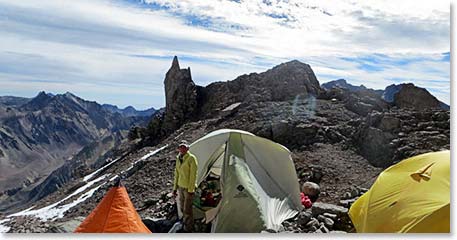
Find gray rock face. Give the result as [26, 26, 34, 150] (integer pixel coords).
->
[320, 87, 389, 116]
[383, 83, 449, 110]
[378, 115, 401, 132]
[202, 60, 323, 116]
[271, 121, 320, 148]
[144, 58, 324, 145]
[355, 108, 450, 167]
[163, 56, 198, 133]
[357, 126, 395, 167]
[393, 83, 444, 110]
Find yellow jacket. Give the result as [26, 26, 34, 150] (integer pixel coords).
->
[173, 152, 198, 193]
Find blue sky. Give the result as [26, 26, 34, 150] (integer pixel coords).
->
[0, 0, 450, 109]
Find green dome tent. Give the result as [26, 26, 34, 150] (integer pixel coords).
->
[188, 129, 302, 233]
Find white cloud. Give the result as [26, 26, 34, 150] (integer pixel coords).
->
[0, 0, 450, 107]
[145, 0, 449, 55]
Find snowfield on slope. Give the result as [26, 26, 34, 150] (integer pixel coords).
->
[3, 145, 168, 224]
[7, 175, 108, 221]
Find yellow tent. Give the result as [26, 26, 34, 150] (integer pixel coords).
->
[349, 150, 450, 233]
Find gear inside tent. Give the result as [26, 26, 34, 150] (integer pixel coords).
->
[74, 178, 152, 233]
[349, 150, 450, 233]
[188, 129, 303, 233]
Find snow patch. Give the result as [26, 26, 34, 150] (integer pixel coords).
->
[0, 218, 11, 233]
[83, 145, 165, 183]
[123, 145, 168, 173]
[7, 174, 108, 221]
[222, 102, 241, 111]
[109, 175, 119, 182]
[141, 145, 168, 160]
[174, 132, 184, 140]
[83, 157, 121, 182]
[39, 181, 107, 221]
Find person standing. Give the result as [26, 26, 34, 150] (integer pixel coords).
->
[172, 140, 198, 232]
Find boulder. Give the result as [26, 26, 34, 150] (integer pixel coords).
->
[301, 182, 320, 201]
[297, 211, 312, 226]
[305, 218, 320, 229]
[319, 223, 330, 233]
[324, 126, 346, 143]
[311, 202, 348, 218]
[345, 100, 375, 116]
[271, 121, 320, 147]
[349, 186, 359, 197]
[308, 225, 318, 232]
[323, 213, 337, 220]
[342, 192, 351, 200]
[378, 115, 401, 132]
[317, 215, 334, 229]
[357, 127, 395, 167]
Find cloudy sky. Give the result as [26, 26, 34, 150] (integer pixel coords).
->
[0, 0, 450, 109]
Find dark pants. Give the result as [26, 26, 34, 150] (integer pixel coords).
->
[178, 187, 194, 232]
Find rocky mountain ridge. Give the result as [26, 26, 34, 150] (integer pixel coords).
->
[140, 58, 324, 146]
[0, 91, 152, 211]
[322, 79, 450, 110]
[0, 93, 155, 117]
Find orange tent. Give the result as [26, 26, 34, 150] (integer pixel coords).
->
[74, 180, 151, 233]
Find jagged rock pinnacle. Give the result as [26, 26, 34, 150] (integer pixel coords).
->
[171, 56, 180, 70]
[163, 56, 198, 133]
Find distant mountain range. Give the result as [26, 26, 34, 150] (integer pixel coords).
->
[0, 91, 154, 209]
[322, 79, 383, 95]
[0, 96, 31, 107]
[322, 79, 450, 110]
[102, 104, 155, 117]
[0, 93, 155, 117]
